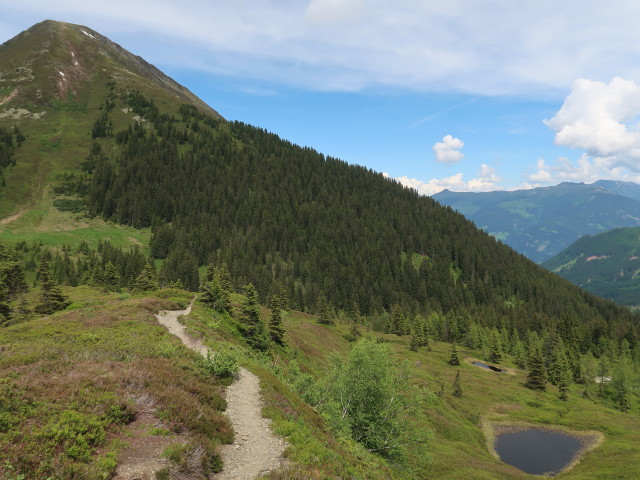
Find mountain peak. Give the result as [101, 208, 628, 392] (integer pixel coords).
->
[0, 20, 220, 118]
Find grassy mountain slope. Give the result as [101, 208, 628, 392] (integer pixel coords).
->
[544, 227, 640, 307]
[4, 285, 639, 479]
[0, 19, 219, 219]
[434, 182, 640, 263]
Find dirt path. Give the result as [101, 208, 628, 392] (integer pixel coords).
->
[155, 301, 286, 479]
[0, 209, 27, 226]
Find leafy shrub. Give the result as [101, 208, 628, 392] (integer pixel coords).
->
[162, 443, 188, 468]
[53, 198, 85, 213]
[103, 403, 136, 425]
[206, 452, 223, 473]
[38, 410, 106, 462]
[155, 467, 170, 480]
[198, 349, 239, 379]
[315, 338, 417, 459]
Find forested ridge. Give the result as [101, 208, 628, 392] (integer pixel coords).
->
[80, 92, 639, 351]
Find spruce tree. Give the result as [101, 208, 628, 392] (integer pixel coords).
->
[489, 329, 502, 363]
[240, 283, 268, 350]
[34, 261, 70, 315]
[218, 263, 233, 293]
[11, 294, 32, 324]
[347, 323, 361, 342]
[133, 263, 159, 292]
[558, 373, 570, 401]
[317, 291, 334, 325]
[268, 295, 286, 345]
[448, 343, 461, 366]
[201, 270, 231, 313]
[525, 346, 547, 391]
[613, 359, 632, 412]
[512, 340, 527, 369]
[452, 370, 463, 397]
[410, 334, 420, 352]
[390, 304, 406, 335]
[102, 261, 119, 291]
[0, 284, 10, 324]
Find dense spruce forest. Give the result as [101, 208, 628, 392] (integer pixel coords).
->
[79, 90, 639, 353]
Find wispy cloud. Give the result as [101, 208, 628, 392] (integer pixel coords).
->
[412, 98, 477, 126]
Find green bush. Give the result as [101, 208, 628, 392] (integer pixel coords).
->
[162, 443, 188, 468]
[198, 349, 239, 379]
[38, 410, 106, 462]
[315, 338, 417, 459]
[103, 403, 136, 425]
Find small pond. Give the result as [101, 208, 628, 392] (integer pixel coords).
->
[494, 428, 583, 476]
[472, 361, 505, 372]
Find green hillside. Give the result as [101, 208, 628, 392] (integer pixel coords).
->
[0, 20, 219, 219]
[544, 227, 640, 307]
[2, 284, 639, 479]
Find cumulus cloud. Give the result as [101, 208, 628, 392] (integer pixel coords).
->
[545, 77, 640, 169]
[5, 1, 640, 94]
[433, 135, 464, 164]
[393, 164, 502, 196]
[526, 76, 640, 187]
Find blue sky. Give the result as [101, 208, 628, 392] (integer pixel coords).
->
[4, 1, 640, 194]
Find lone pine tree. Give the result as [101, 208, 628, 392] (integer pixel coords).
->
[133, 263, 159, 292]
[448, 343, 461, 366]
[452, 370, 463, 397]
[268, 295, 286, 345]
[525, 345, 547, 391]
[240, 283, 269, 351]
[34, 261, 70, 315]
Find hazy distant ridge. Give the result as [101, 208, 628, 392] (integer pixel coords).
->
[434, 181, 640, 263]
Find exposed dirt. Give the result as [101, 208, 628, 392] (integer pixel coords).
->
[0, 209, 27, 226]
[0, 87, 18, 105]
[112, 412, 186, 480]
[155, 301, 287, 479]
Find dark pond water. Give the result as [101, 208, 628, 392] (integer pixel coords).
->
[472, 361, 504, 372]
[494, 429, 583, 476]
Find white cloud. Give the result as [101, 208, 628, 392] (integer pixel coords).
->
[5, 1, 640, 95]
[433, 135, 464, 164]
[305, 0, 364, 24]
[526, 76, 640, 187]
[525, 154, 640, 187]
[394, 164, 501, 195]
[545, 77, 640, 169]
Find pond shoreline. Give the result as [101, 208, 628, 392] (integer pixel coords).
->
[482, 419, 604, 476]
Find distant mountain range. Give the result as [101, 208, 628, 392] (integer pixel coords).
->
[544, 227, 640, 306]
[434, 181, 640, 263]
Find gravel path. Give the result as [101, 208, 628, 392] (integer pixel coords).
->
[155, 301, 286, 479]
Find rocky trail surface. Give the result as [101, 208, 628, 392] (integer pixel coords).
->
[155, 300, 287, 479]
